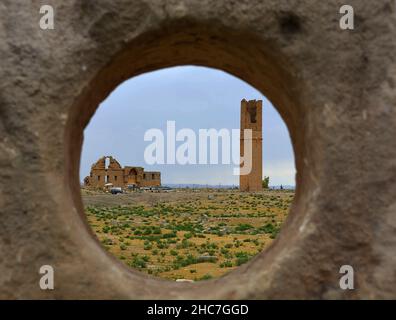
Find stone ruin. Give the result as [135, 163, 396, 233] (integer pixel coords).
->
[240, 99, 263, 192]
[84, 156, 161, 188]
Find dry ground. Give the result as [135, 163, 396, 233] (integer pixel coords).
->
[82, 188, 293, 281]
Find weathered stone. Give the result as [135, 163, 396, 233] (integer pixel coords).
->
[240, 99, 263, 192]
[84, 156, 161, 188]
[0, 0, 396, 299]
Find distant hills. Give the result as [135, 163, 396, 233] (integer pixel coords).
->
[163, 183, 295, 190]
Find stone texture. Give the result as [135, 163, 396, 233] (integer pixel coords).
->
[0, 0, 396, 299]
[240, 99, 263, 192]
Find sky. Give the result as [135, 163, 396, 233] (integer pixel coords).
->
[80, 66, 295, 186]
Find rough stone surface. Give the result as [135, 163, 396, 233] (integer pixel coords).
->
[240, 99, 263, 192]
[1, 0, 396, 299]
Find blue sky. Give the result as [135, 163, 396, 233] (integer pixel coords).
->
[80, 66, 295, 186]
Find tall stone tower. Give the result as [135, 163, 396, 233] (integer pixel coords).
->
[240, 99, 263, 192]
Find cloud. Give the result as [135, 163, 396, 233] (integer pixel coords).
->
[81, 66, 295, 186]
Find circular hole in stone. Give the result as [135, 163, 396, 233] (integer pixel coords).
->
[80, 66, 296, 282]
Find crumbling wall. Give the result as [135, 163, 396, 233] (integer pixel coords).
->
[240, 99, 263, 192]
[141, 172, 161, 187]
[85, 157, 161, 188]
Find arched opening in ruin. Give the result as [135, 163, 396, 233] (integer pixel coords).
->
[127, 168, 138, 186]
[65, 24, 306, 298]
[80, 65, 295, 281]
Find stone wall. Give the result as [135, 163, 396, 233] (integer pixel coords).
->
[84, 156, 161, 188]
[240, 99, 263, 192]
[140, 172, 161, 187]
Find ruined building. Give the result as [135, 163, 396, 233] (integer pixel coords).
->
[84, 156, 161, 188]
[240, 99, 263, 192]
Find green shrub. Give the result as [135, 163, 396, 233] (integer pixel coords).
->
[101, 238, 113, 245]
[184, 232, 193, 239]
[219, 260, 233, 268]
[235, 252, 251, 266]
[199, 274, 213, 281]
[130, 256, 147, 269]
[235, 223, 253, 232]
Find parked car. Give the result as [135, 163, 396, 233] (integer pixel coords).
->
[158, 186, 174, 192]
[110, 187, 123, 194]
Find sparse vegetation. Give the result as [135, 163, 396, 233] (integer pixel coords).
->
[83, 188, 293, 280]
[262, 176, 270, 189]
